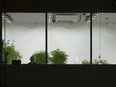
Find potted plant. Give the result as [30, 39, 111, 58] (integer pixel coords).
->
[93, 59, 109, 64]
[2, 40, 22, 64]
[81, 58, 109, 64]
[81, 59, 90, 64]
[33, 51, 47, 64]
[49, 49, 68, 64]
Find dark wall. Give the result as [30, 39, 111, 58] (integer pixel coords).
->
[0, 12, 2, 65]
[0, 66, 4, 87]
[0, 65, 116, 87]
[1, 0, 116, 12]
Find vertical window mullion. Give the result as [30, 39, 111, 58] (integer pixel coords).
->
[90, 12, 92, 65]
[45, 12, 48, 64]
[0, 12, 2, 64]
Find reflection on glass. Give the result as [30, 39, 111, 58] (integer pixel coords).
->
[48, 13, 90, 64]
[2, 13, 45, 64]
[93, 13, 116, 64]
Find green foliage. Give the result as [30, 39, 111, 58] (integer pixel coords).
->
[81, 59, 90, 64]
[2, 41, 22, 64]
[33, 51, 46, 64]
[81, 58, 109, 64]
[93, 59, 109, 64]
[49, 49, 68, 64]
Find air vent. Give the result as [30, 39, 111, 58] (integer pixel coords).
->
[54, 13, 78, 22]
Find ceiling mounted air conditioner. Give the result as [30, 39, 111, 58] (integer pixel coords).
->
[54, 13, 78, 22]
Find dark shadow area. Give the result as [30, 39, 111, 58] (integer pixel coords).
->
[1, 0, 116, 12]
[0, 65, 116, 87]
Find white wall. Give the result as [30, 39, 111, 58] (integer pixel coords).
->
[48, 23, 90, 64]
[4, 23, 45, 64]
[93, 23, 116, 64]
[2, 22, 116, 64]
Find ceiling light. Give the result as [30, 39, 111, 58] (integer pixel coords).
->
[87, 20, 90, 23]
[96, 13, 99, 16]
[92, 17, 96, 19]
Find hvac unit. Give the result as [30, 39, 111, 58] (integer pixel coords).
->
[54, 13, 78, 22]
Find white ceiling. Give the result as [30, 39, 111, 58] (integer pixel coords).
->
[6, 13, 116, 24]
[94, 13, 116, 23]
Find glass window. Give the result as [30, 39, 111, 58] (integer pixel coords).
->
[48, 13, 90, 64]
[2, 13, 45, 64]
[93, 13, 116, 64]
[3, 12, 116, 65]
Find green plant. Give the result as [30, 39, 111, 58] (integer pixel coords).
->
[93, 59, 109, 64]
[81, 58, 109, 64]
[33, 51, 46, 64]
[2, 40, 22, 64]
[49, 49, 68, 64]
[81, 59, 90, 64]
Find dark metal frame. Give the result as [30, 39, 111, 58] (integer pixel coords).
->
[90, 12, 92, 64]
